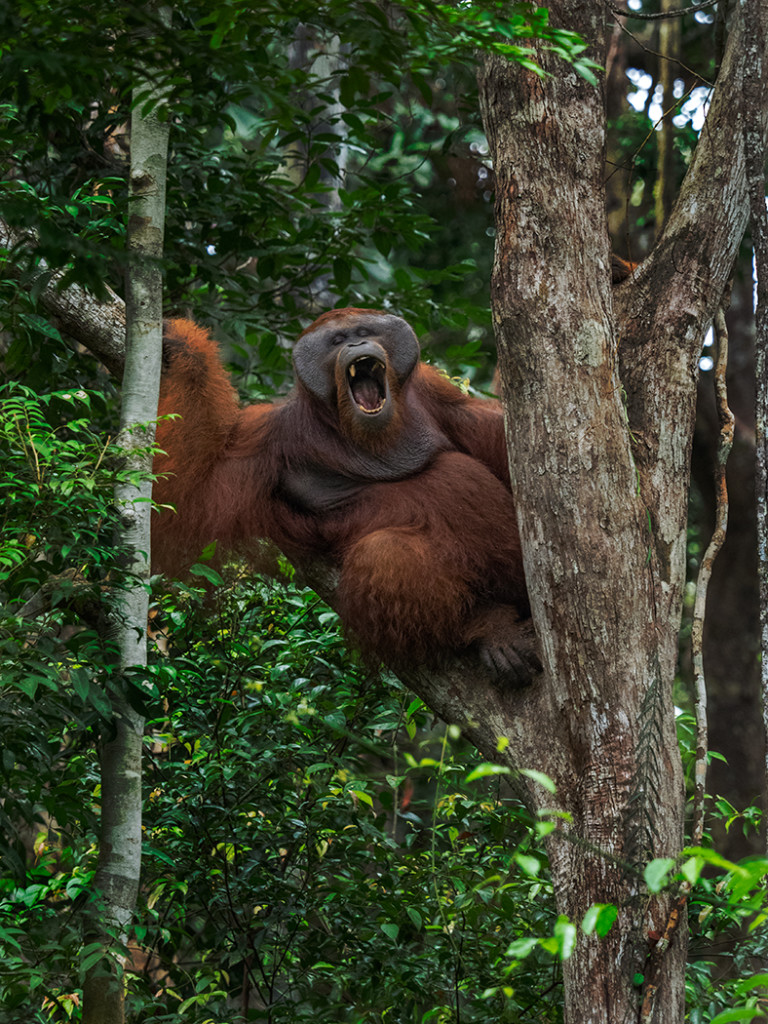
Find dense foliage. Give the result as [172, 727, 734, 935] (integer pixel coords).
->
[1, 0, 595, 380]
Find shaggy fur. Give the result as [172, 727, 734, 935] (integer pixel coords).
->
[153, 310, 539, 684]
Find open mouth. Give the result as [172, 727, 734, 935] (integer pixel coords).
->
[348, 356, 387, 414]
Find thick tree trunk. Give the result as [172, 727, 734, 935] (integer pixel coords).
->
[473, 0, 766, 1020]
[81, 16, 171, 1022]
[478, 13, 685, 1019]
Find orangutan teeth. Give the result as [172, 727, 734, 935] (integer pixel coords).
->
[361, 400, 386, 414]
[349, 356, 387, 413]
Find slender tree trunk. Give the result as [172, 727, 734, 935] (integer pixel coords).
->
[81, 13, 171, 1022]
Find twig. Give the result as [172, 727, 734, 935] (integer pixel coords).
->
[690, 305, 733, 848]
[606, 0, 719, 19]
[640, 303, 733, 1024]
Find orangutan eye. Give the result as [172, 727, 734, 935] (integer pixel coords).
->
[331, 332, 346, 345]
[356, 327, 370, 337]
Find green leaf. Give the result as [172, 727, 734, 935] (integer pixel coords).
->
[582, 903, 617, 937]
[86, 682, 113, 718]
[12, 676, 39, 698]
[709, 1010, 762, 1024]
[506, 937, 539, 959]
[380, 922, 399, 941]
[573, 61, 599, 87]
[406, 907, 422, 930]
[406, 697, 425, 718]
[554, 916, 576, 960]
[70, 666, 90, 702]
[80, 942, 108, 974]
[519, 768, 556, 793]
[679, 855, 703, 886]
[514, 853, 541, 877]
[734, 974, 768, 998]
[189, 563, 224, 586]
[644, 858, 676, 893]
[465, 763, 510, 783]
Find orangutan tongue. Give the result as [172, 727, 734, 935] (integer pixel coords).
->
[352, 377, 383, 411]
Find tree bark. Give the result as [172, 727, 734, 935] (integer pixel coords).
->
[479, 31, 684, 1024]
[476, 0, 767, 1021]
[81, 13, 171, 1022]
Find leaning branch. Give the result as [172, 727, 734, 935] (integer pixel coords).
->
[0, 219, 127, 377]
[0, 216, 559, 803]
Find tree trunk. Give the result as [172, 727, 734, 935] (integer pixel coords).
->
[473, 0, 767, 1020]
[81, 13, 171, 1022]
[478, 31, 684, 1024]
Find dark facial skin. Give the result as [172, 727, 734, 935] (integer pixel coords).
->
[281, 310, 447, 511]
[292, 310, 420, 418]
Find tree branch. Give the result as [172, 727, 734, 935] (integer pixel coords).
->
[613, 0, 768, 628]
[690, 305, 734, 848]
[0, 219, 127, 377]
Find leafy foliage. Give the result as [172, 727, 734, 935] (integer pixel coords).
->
[0, 0, 600, 382]
[125, 577, 564, 1022]
[0, 348, 567, 1024]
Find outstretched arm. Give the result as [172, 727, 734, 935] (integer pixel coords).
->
[415, 364, 510, 485]
[153, 319, 270, 575]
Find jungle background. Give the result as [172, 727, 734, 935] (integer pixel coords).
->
[0, 1, 766, 1021]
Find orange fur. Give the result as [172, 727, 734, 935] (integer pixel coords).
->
[153, 312, 537, 681]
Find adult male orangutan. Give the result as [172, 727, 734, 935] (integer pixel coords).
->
[153, 308, 539, 686]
